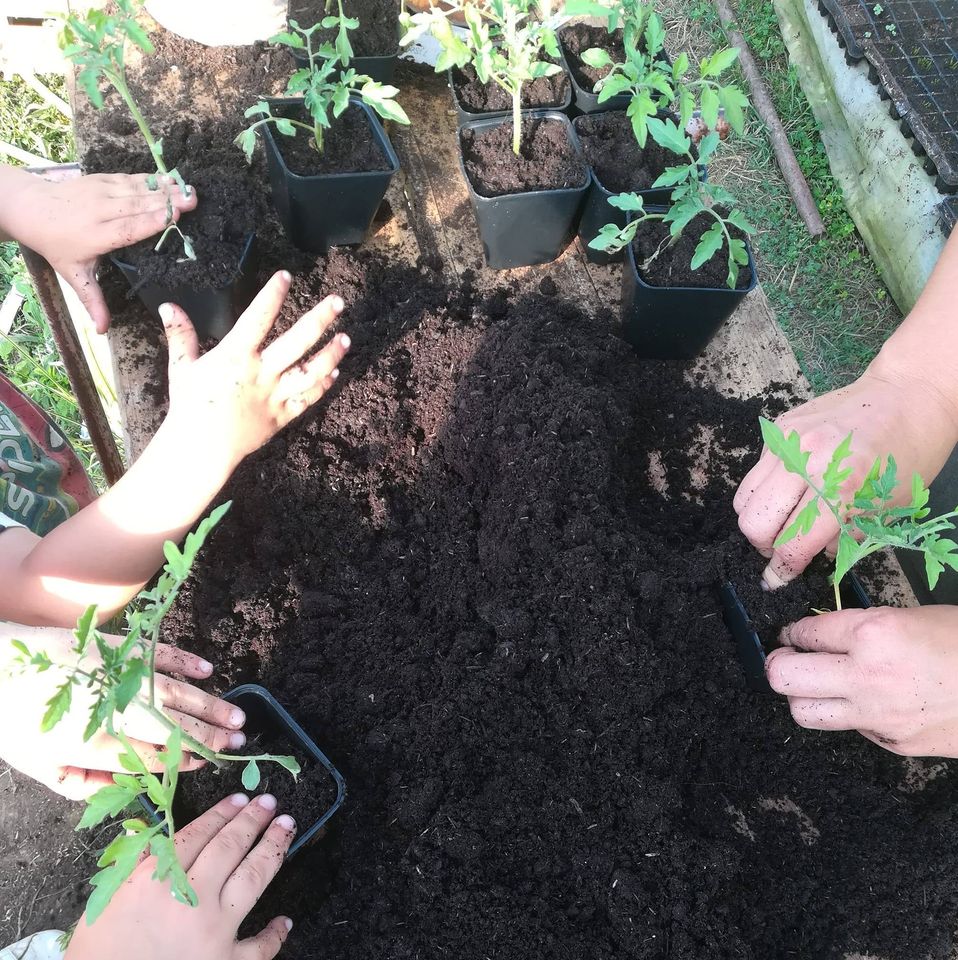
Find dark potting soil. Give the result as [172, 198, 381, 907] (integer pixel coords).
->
[560, 23, 625, 90]
[177, 733, 336, 830]
[574, 110, 686, 194]
[148, 246, 958, 960]
[452, 62, 570, 113]
[460, 118, 587, 197]
[83, 118, 257, 291]
[289, 0, 399, 57]
[632, 213, 752, 290]
[272, 104, 390, 177]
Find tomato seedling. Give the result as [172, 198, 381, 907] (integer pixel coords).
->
[10, 504, 299, 925]
[58, 0, 196, 261]
[760, 417, 958, 609]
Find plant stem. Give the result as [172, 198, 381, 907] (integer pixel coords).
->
[512, 87, 522, 156]
[107, 68, 168, 175]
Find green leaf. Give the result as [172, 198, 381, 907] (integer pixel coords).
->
[86, 828, 154, 925]
[123, 19, 154, 54]
[718, 84, 749, 134]
[244, 101, 271, 119]
[275, 118, 297, 136]
[271, 755, 302, 779]
[581, 47, 613, 69]
[701, 85, 720, 130]
[42, 679, 74, 732]
[690, 220, 725, 270]
[833, 530, 863, 590]
[646, 117, 691, 156]
[759, 417, 812, 479]
[774, 498, 821, 547]
[77, 782, 142, 831]
[269, 30, 306, 49]
[114, 660, 147, 714]
[821, 432, 854, 501]
[651, 165, 694, 189]
[241, 759, 262, 790]
[608, 192, 645, 212]
[74, 606, 98, 656]
[664, 196, 703, 238]
[701, 46, 740, 78]
[150, 835, 196, 908]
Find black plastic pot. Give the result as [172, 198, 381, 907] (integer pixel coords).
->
[448, 65, 573, 127]
[459, 111, 590, 270]
[262, 97, 399, 253]
[140, 683, 346, 858]
[571, 113, 707, 265]
[558, 42, 628, 115]
[110, 233, 258, 341]
[720, 575, 872, 694]
[619, 207, 757, 359]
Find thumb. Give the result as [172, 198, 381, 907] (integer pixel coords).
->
[236, 917, 293, 960]
[159, 302, 200, 376]
[65, 263, 112, 335]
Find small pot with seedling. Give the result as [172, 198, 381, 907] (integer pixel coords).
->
[723, 421, 958, 692]
[402, 0, 589, 269]
[237, 16, 409, 253]
[9, 506, 304, 925]
[590, 110, 756, 358]
[60, 0, 257, 339]
[287, 0, 402, 85]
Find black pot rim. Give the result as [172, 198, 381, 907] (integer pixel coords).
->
[571, 110, 708, 199]
[556, 35, 628, 108]
[262, 96, 400, 184]
[109, 231, 257, 291]
[625, 203, 758, 294]
[447, 63, 573, 119]
[459, 109, 591, 202]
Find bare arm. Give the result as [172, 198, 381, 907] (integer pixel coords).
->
[0, 273, 350, 627]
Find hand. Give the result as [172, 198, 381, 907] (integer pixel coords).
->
[734, 364, 958, 588]
[766, 605, 958, 757]
[159, 270, 351, 472]
[0, 623, 246, 800]
[0, 167, 197, 334]
[65, 793, 296, 960]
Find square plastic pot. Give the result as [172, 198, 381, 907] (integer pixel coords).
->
[558, 42, 628, 116]
[110, 233, 258, 341]
[140, 683, 346, 859]
[619, 208, 757, 359]
[448, 66, 573, 127]
[459, 111, 590, 270]
[720, 575, 872, 694]
[290, 27, 400, 85]
[571, 113, 707, 265]
[262, 97, 399, 254]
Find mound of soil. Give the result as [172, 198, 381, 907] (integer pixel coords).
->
[632, 213, 752, 290]
[574, 111, 687, 194]
[460, 118, 588, 197]
[271, 103, 390, 177]
[148, 246, 958, 960]
[560, 23, 625, 90]
[289, 0, 399, 57]
[452, 62, 570, 113]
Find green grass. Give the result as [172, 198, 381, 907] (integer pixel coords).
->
[0, 74, 108, 489]
[669, 0, 901, 392]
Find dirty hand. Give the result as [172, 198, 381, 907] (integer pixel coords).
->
[160, 270, 351, 471]
[766, 605, 958, 757]
[733, 363, 958, 589]
[0, 623, 245, 800]
[0, 166, 197, 334]
[65, 793, 296, 960]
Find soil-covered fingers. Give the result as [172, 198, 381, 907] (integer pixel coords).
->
[103, 204, 184, 251]
[224, 271, 292, 353]
[154, 643, 215, 680]
[235, 916, 294, 960]
[765, 647, 854, 699]
[221, 814, 296, 918]
[275, 332, 351, 407]
[62, 264, 111, 335]
[190, 794, 279, 888]
[260, 295, 346, 377]
[779, 608, 871, 654]
[101, 191, 194, 225]
[735, 468, 808, 559]
[173, 794, 252, 870]
[785, 696, 859, 731]
[732, 448, 777, 514]
[49, 765, 115, 801]
[761, 488, 841, 589]
[108, 173, 198, 205]
[156, 671, 246, 730]
[160, 302, 201, 372]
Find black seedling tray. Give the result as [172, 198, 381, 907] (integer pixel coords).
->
[140, 683, 346, 858]
[816, 0, 958, 192]
[719, 573, 872, 694]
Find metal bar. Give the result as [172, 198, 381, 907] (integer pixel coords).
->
[18, 244, 126, 486]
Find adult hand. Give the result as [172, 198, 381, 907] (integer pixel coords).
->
[65, 793, 296, 960]
[0, 623, 245, 800]
[160, 270, 351, 472]
[734, 364, 958, 589]
[766, 605, 958, 757]
[0, 167, 197, 334]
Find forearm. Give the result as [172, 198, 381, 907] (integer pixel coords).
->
[0, 415, 238, 627]
[869, 229, 958, 424]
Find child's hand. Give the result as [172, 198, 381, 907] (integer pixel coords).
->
[160, 270, 350, 471]
[0, 167, 197, 334]
[0, 623, 245, 800]
[65, 793, 295, 960]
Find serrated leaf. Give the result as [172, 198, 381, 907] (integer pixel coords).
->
[821, 432, 854, 501]
[581, 47, 613, 69]
[759, 418, 811, 479]
[42, 679, 74, 732]
[608, 192, 644, 212]
[701, 85, 720, 130]
[77, 783, 142, 831]
[646, 116, 691, 157]
[702, 45, 740, 77]
[833, 530, 863, 590]
[690, 220, 725, 270]
[774, 498, 821, 548]
[269, 30, 306, 49]
[86, 829, 154, 924]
